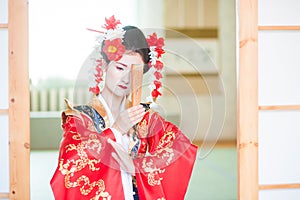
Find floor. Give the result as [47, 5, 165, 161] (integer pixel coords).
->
[30, 147, 237, 200]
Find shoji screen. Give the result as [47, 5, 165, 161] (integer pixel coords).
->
[0, 0, 30, 199]
[0, 0, 9, 199]
[238, 0, 300, 199]
[258, 0, 300, 199]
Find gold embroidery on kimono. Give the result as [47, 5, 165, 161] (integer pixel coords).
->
[58, 130, 111, 198]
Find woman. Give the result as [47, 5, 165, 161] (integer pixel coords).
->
[51, 16, 197, 200]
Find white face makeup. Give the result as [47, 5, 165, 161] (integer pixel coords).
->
[103, 52, 144, 97]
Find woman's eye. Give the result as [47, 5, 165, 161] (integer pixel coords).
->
[116, 66, 124, 71]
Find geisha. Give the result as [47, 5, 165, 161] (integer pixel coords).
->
[50, 16, 198, 200]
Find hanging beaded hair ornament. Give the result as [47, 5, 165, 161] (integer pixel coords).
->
[88, 15, 165, 103]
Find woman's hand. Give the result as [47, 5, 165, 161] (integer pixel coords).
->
[107, 138, 135, 175]
[112, 105, 145, 135]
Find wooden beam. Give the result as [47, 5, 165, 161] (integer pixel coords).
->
[258, 26, 300, 31]
[165, 72, 218, 77]
[193, 140, 236, 148]
[0, 23, 8, 28]
[8, 0, 30, 199]
[259, 105, 300, 110]
[238, 0, 258, 199]
[0, 109, 9, 115]
[165, 28, 218, 38]
[259, 183, 300, 190]
[0, 193, 10, 198]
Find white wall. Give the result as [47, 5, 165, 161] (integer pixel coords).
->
[218, 0, 237, 140]
[258, 0, 300, 199]
[29, 0, 138, 84]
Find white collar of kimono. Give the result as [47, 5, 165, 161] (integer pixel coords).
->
[96, 94, 134, 200]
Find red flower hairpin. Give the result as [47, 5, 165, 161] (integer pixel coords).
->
[102, 15, 121, 30]
[103, 38, 125, 61]
[88, 59, 103, 94]
[88, 15, 125, 95]
[146, 33, 165, 102]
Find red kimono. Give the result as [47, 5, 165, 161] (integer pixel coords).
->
[50, 97, 198, 200]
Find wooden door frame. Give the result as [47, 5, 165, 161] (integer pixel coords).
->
[0, 0, 30, 199]
[237, 0, 259, 199]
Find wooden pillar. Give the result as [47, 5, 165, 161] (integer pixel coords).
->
[237, 0, 258, 199]
[8, 0, 30, 199]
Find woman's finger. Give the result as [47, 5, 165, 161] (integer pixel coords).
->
[128, 105, 143, 112]
[130, 113, 146, 126]
[111, 150, 134, 174]
[131, 111, 145, 121]
[128, 105, 144, 114]
[113, 105, 146, 134]
[128, 107, 145, 118]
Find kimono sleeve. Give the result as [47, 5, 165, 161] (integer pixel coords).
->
[50, 112, 124, 200]
[134, 111, 198, 200]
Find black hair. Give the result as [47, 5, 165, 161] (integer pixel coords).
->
[101, 26, 150, 73]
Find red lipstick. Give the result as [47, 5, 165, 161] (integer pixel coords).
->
[118, 85, 127, 89]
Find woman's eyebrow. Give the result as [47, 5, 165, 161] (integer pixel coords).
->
[116, 62, 128, 67]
